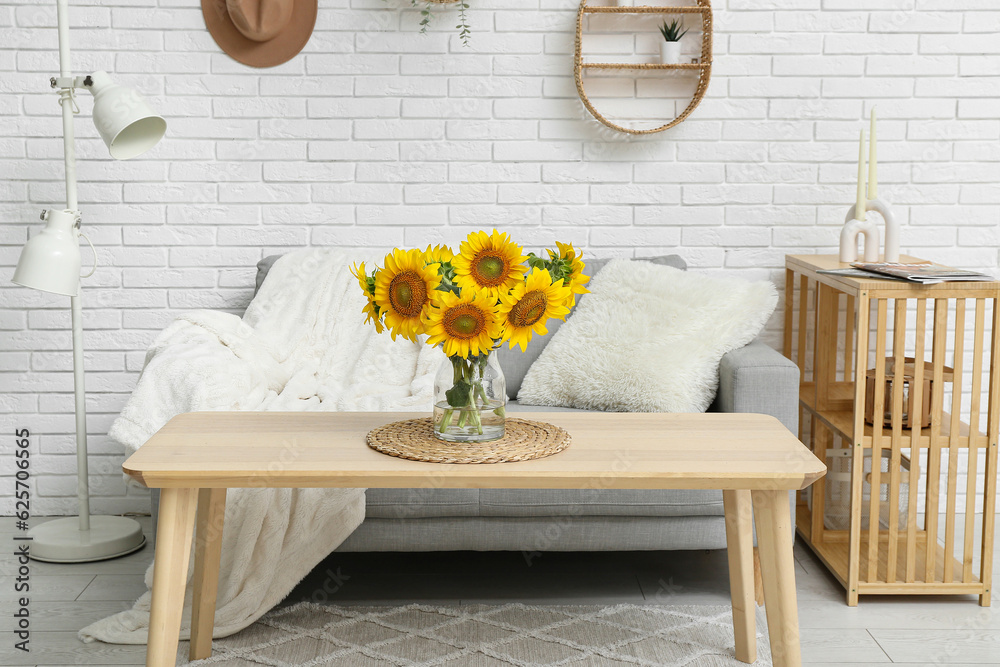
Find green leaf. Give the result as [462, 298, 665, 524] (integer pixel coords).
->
[446, 381, 472, 408]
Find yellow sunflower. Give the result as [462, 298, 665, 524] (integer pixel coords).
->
[424, 243, 454, 266]
[374, 249, 442, 342]
[548, 241, 590, 307]
[453, 229, 528, 300]
[423, 290, 501, 358]
[498, 269, 571, 352]
[350, 261, 384, 334]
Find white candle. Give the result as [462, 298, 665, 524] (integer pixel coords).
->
[855, 129, 867, 221]
[869, 106, 878, 201]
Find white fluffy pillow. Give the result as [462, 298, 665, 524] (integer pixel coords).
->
[517, 259, 778, 412]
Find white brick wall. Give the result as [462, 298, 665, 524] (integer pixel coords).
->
[1, 0, 998, 515]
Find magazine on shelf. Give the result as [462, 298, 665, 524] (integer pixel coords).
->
[815, 267, 910, 281]
[848, 262, 995, 284]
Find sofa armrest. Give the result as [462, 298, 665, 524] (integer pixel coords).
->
[712, 340, 802, 542]
[710, 340, 800, 436]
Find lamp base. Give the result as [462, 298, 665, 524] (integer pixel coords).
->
[26, 515, 146, 563]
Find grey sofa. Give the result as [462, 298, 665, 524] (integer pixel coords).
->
[150, 253, 799, 555]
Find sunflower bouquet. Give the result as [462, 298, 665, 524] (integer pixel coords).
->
[352, 230, 589, 442]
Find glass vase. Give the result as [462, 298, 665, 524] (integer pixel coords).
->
[433, 352, 506, 442]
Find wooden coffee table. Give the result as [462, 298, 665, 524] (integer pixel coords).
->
[123, 411, 825, 667]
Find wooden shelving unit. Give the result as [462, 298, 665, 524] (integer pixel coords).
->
[784, 254, 999, 606]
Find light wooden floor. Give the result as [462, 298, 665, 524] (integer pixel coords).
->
[1, 515, 997, 666]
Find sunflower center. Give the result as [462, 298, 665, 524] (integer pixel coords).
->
[473, 253, 508, 287]
[443, 304, 486, 339]
[389, 271, 427, 317]
[509, 291, 548, 328]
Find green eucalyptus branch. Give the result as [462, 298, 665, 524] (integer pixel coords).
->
[389, 0, 471, 43]
[457, 1, 471, 47]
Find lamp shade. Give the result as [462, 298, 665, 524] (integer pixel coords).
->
[12, 209, 82, 297]
[87, 71, 166, 160]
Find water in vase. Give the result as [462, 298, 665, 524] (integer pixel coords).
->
[433, 399, 506, 442]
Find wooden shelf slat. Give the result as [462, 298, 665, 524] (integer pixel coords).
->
[800, 383, 988, 449]
[583, 5, 709, 13]
[581, 62, 709, 70]
[796, 506, 975, 590]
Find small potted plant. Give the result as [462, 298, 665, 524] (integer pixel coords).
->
[658, 18, 688, 65]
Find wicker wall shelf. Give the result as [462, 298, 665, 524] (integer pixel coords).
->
[574, 0, 713, 135]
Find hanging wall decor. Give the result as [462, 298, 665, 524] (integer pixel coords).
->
[574, 0, 713, 135]
[202, 0, 318, 68]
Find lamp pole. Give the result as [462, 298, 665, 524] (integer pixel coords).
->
[54, 0, 92, 535]
[56, 0, 77, 212]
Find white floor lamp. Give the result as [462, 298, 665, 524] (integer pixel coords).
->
[11, 0, 166, 562]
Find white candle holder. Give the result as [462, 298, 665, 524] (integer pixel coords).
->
[840, 212, 880, 263]
[841, 198, 900, 263]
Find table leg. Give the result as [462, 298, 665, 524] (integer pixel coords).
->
[190, 488, 227, 660]
[753, 547, 765, 606]
[723, 490, 756, 664]
[147, 487, 198, 667]
[752, 489, 802, 667]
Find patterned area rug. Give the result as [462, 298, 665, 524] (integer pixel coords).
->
[188, 602, 771, 666]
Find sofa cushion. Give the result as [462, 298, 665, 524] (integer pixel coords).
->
[336, 515, 728, 552]
[517, 259, 778, 413]
[505, 399, 583, 414]
[365, 488, 480, 519]
[256, 255, 282, 295]
[497, 254, 687, 399]
[479, 489, 724, 518]
[364, 487, 723, 520]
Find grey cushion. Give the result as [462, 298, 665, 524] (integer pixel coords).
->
[479, 489, 723, 518]
[495, 330, 564, 402]
[505, 399, 583, 414]
[256, 255, 282, 295]
[336, 515, 727, 552]
[365, 488, 480, 519]
[497, 254, 687, 399]
[364, 484, 722, 520]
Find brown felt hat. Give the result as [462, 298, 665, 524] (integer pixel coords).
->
[202, 0, 317, 69]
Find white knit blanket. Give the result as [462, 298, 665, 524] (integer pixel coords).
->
[79, 248, 442, 644]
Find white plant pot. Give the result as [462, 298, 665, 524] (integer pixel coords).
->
[660, 41, 682, 65]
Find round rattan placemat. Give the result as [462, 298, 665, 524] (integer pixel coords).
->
[366, 417, 571, 464]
